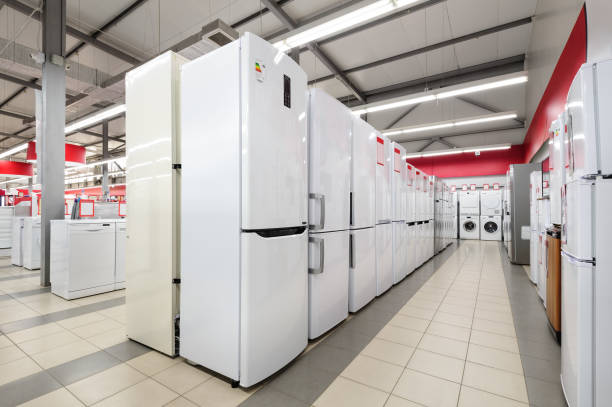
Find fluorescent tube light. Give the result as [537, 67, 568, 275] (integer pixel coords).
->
[383, 112, 517, 137]
[463, 145, 511, 153]
[421, 150, 463, 157]
[436, 76, 528, 99]
[65, 104, 126, 134]
[0, 143, 29, 159]
[455, 113, 517, 126]
[274, 0, 418, 52]
[353, 73, 527, 116]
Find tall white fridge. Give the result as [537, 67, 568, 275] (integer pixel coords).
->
[529, 170, 542, 284]
[391, 142, 408, 284]
[349, 117, 377, 312]
[375, 135, 393, 296]
[406, 163, 416, 277]
[307, 89, 350, 338]
[561, 59, 612, 407]
[180, 33, 308, 387]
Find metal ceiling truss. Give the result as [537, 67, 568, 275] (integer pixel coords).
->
[309, 16, 531, 85]
[385, 103, 421, 129]
[342, 54, 525, 106]
[457, 95, 525, 126]
[259, 0, 367, 103]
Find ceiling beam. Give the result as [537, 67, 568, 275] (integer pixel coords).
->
[230, 0, 294, 28]
[304, 0, 446, 51]
[343, 54, 525, 106]
[417, 139, 436, 152]
[259, 0, 366, 103]
[0, 72, 40, 90]
[0, 109, 30, 121]
[385, 104, 421, 129]
[309, 16, 532, 85]
[457, 95, 525, 125]
[2, 0, 142, 65]
[66, 0, 149, 58]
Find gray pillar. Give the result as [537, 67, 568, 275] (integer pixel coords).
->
[102, 121, 109, 200]
[40, 0, 66, 287]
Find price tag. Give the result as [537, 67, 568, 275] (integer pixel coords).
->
[493, 183, 500, 190]
[451, 185, 456, 192]
[462, 184, 468, 191]
[118, 201, 127, 217]
[79, 199, 95, 217]
[483, 184, 490, 190]
[470, 184, 476, 191]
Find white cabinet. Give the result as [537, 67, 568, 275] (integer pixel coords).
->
[0, 207, 14, 248]
[23, 217, 40, 270]
[11, 217, 24, 266]
[51, 220, 116, 299]
[115, 220, 126, 289]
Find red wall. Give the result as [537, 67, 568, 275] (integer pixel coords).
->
[522, 6, 587, 162]
[407, 145, 525, 178]
[414, 7, 587, 177]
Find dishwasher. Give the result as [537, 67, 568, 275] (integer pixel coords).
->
[11, 217, 25, 266]
[115, 220, 126, 289]
[23, 217, 41, 270]
[51, 220, 116, 299]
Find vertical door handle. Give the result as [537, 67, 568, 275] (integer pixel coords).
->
[309, 193, 326, 230]
[308, 236, 325, 274]
[349, 233, 356, 269]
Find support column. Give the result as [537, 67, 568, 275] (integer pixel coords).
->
[40, 0, 66, 287]
[102, 121, 109, 200]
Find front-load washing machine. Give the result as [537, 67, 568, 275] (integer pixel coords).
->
[480, 215, 501, 241]
[480, 190, 502, 216]
[460, 215, 480, 240]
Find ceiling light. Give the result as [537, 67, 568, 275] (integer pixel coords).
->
[274, 0, 418, 52]
[463, 145, 511, 153]
[383, 112, 517, 137]
[0, 143, 29, 159]
[421, 150, 463, 157]
[454, 113, 517, 126]
[353, 72, 527, 116]
[436, 76, 527, 99]
[65, 104, 126, 134]
[404, 144, 512, 159]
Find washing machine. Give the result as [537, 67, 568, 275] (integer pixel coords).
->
[480, 215, 501, 241]
[480, 190, 502, 216]
[460, 215, 480, 240]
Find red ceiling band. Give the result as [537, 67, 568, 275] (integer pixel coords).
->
[26, 141, 86, 165]
[0, 161, 33, 177]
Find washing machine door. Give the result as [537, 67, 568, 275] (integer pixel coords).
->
[483, 220, 498, 234]
[463, 220, 476, 232]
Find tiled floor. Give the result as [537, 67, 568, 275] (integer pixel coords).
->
[0, 241, 564, 406]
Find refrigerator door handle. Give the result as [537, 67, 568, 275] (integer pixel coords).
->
[308, 236, 325, 274]
[349, 233, 355, 269]
[309, 193, 325, 230]
[561, 250, 595, 266]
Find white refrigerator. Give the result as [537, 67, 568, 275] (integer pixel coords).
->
[561, 59, 612, 407]
[391, 142, 408, 284]
[307, 88, 350, 339]
[375, 134, 393, 296]
[529, 170, 542, 284]
[349, 116, 377, 313]
[406, 163, 416, 277]
[180, 33, 308, 388]
[537, 178, 550, 303]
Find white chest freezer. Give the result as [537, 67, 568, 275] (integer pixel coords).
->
[23, 217, 41, 270]
[50, 220, 117, 299]
[11, 216, 25, 266]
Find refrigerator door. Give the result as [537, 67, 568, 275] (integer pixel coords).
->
[529, 230, 539, 283]
[240, 229, 308, 387]
[348, 227, 376, 313]
[391, 143, 406, 221]
[537, 232, 547, 303]
[561, 180, 593, 260]
[392, 222, 406, 284]
[115, 222, 126, 289]
[376, 136, 392, 223]
[406, 224, 415, 276]
[406, 164, 415, 223]
[241, 33, 308, 230]
[561, 251, 594, 407]
[308, 230, 349, 339]
[308, 89, 351, 233]
[549, 118, 565, 224]
[375, 223, 393, 296]
[351, 118, 376, 229]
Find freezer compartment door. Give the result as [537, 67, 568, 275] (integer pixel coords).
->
[375, 223, 393, 296]
[308, 230, 349, 338]
[241, 34, 308, 230]
[240, 229, 308, 387]
[351, 118, 376, 229]
[406, 224, 416, 276]
[308, 89, 351, 232]
[561, 252, 593, 407]
[349, 227, 376, 313]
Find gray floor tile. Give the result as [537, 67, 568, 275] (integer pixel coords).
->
[525, 376, 568, 407]
[521, 353, 562, 384]
[0, 371, 62, 407]
[104, 339, 152, 361]
[298, 344, 356, 375]
[0, 297, 125, 334]
[47, 349, 121, 385]
[10, 287, 52, 298]
[265, 362, 337, 404]
[324, 327, 372, 352]
[240, 388, 308, 407]
[342, 314, 386, 337]
[518, 338, 561, 362]
[0, 271, 39, 281]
